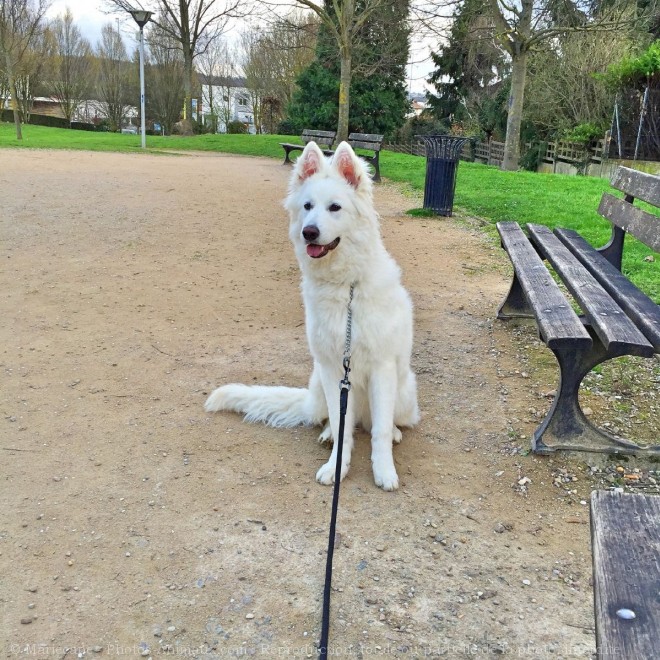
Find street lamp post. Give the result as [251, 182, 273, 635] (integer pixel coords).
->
[129, 9, 153, 149]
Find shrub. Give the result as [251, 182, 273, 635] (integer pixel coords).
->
[562, 122, 606, 145]
[277, 118, 300, 136]
[227, 120, 248, 134]
[27, 113, 70, 129]
[520, 141, 548, 171]
[391, 114, 450, 144]
[70, 121, 99, 131]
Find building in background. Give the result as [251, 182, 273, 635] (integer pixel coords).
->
[197, 74, 255, 134]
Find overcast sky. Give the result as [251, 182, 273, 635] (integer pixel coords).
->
[47, 1, 114, 45]
[45, 0, 434, 94]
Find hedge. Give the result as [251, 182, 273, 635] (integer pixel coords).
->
[1, 109, 99, 131]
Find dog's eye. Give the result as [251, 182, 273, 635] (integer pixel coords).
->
[304, 202, 313, 211]
[328, 203, 341, 212]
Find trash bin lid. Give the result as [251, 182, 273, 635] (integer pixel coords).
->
[415, 135, 471, 159]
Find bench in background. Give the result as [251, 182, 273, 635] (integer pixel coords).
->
[496, 166, 660, 455]
[322, 133, 385, 182]
[280, 129, 336, 165]
[344, 133, 384, 183]
[281, 131, 385, 183]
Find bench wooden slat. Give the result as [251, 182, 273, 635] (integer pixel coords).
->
[556, 227, 660, 351]
[598, 193, 660, 253]
[497, 222, 592, 350]
[611, 166, 660, 207]
[528, 224, 654, 357]
[348, 140, 383, 152]
[280, 130, 337, 164]
[302, 129, 336, 140]
[302, 133, 336, 147]
[323, 133, 383, 182]
[590, 490, 660, 659]
[348, 132, 383, 143]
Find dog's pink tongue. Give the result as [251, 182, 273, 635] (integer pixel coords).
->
[307, 244, 327, 258]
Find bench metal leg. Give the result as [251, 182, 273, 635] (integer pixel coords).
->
[533, 329, 660, 455]
[497, 272, 534, 320]
[597, 225, 625, 270]
[372, 154, 381, 183]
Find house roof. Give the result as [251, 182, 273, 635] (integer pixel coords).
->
[197, 74, 247, 88]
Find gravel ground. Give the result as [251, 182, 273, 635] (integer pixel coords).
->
[2, 149, 657, 658]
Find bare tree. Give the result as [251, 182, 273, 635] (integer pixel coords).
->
[146, 27, 185, 134]
[417, 0, 651, 170]
[239, 11, 317, 132]
[105, 0, 250, 134]
[0, 0, 50, 139]
[13, 22, 52, 120]
[524, 26, 642, 137]
[50, 8, 95, 124]
[490, 1, 650, 169]
[97, 22, 132, 131]
[197, 36, 237, 132]
[240, 27, 268, 133]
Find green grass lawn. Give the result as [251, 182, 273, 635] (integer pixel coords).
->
[1, 121, 658, 300]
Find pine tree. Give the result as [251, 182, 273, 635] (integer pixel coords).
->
[426, 0, 506, 137]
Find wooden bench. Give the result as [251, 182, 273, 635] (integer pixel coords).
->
[282, 131, 384, 183]
[280, 129, 336, 165]
[590, 490, 660, 658]
[496, 166, 660, 455]
[342, 133, 384, 183]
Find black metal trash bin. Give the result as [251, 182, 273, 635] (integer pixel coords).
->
[418, 135, 469, 216]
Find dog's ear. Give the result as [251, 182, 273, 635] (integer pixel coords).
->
[332, 142, 363, 188]
[294, 141, 325, 184]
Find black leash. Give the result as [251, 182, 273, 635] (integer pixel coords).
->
[319, 284, 354, 660]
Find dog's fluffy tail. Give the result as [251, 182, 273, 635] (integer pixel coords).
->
[204, 384, 324, 427]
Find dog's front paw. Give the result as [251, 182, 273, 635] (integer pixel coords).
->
[372, 457, 399, 491]
[316, 460, 348, 485]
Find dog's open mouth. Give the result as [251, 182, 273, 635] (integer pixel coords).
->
[306, 237, 340, 258]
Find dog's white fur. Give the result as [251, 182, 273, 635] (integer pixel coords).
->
[205, 141, 419, 490]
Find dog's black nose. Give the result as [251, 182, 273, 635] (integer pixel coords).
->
[302, 225, 320, 242]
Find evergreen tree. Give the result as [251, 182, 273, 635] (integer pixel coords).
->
[426, 0, 506, 137]
[287, 0, 410, 137]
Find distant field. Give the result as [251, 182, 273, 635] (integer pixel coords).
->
[1, 121, 657, 300]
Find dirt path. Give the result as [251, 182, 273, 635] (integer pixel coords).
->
[2, 150, 598, 658]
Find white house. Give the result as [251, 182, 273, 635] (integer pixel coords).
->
[407, 92, 429, 118]
[197, 74, 256, 134]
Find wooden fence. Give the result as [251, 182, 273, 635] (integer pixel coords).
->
[384, 137, 609, 173]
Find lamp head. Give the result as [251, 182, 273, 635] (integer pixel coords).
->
[129, 9, 153, 28]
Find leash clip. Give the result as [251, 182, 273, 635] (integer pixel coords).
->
[340, 356, 351, 391]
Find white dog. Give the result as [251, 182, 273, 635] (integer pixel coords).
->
[205, 141, 419, 490]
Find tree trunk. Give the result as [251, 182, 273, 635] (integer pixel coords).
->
[501, 49, 528, 171]
[181, 48, 194, 135]
[9, 77, 22, 140]
[337, 46, 351, 144]
[5, 52, 22, 140]
[208, 84, 214, 132]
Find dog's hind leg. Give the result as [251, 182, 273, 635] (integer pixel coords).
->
[306, 363, 328, 424]
[318, 422, 332, 444]
[394, 369, 420, 428]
